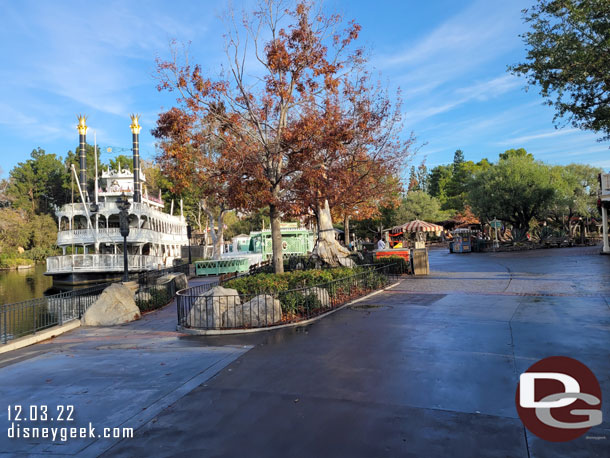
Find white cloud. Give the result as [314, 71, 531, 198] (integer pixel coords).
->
[376, 0, 527, 99]
[405, 74, 523, 123]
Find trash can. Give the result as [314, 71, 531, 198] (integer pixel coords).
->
[411, 248, 429, 275]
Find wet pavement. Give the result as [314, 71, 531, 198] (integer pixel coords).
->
[1, 248, 610, 456]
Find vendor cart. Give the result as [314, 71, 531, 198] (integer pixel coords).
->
[450, 228, 473, 253]
[382, 220, 443, 275]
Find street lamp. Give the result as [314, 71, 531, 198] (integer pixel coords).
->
[117, 193, 131, 282]
[186, 216, 192, 265]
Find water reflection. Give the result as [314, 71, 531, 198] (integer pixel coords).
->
[0, 264, 53, 305]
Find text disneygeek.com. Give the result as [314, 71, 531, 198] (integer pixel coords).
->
[6, 405, 133, 442]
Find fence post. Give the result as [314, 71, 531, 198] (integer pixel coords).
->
[2, 306, 7, 344]
[33, 299, 37, 334]
[59, 298, 63, 326]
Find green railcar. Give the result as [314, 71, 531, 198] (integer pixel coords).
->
[248, 228, 314, 258]
[194, 258, 250, 276]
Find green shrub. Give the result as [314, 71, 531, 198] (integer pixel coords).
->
[136, 287, 172, 312]
[0, 255, 31, 269]
[277, 291, 322, 315]
[224, 265, 386, 314]
[224, 266, 367, 296]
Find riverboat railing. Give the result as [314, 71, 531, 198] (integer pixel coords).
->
[1, 283, 109, 345]
[46, 254, 166, 273]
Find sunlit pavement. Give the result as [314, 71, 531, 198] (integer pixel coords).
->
[2, 248, 610, 457]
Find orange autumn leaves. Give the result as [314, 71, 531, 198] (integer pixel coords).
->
[153, 0, 410, 229]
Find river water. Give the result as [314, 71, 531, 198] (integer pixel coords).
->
[0, 264, 53, 305]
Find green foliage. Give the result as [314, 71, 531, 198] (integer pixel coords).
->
[468, 151, 557, 231]
[64, 144, 102, 197]
[499, 148, 534, 161]
[136, 286, 172, 312]
[224, 267, 360, 295]
[7, 148, 66, 214]
[108, 155, 133, 172]
[0, 208, 31, 251]
[0, 208, 58, 260]
[509, 0, 610, 140]
[279, 291, 322, 315]
[224, 266, 388, 315]
[223, 209, 271, 239]
[427, 154, 491, 212]
[0, 254, 31, 269]
[428, 164, 453, 203]
[396, 191, 444, 222]
[351, 205, 400, 239]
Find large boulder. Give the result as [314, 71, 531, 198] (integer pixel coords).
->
[303, 287, 330, 307]
[81, 283, 141, 326]
[186, 285, 240, 328]
[156, 272, 188, 291]
[223, 294, 282, 328]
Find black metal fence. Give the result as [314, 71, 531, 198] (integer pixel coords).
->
[137, 262, 190, 286]
[1, 283, 109, 344]
[135, 278, 182, 312]
[177, 264, 397, 331]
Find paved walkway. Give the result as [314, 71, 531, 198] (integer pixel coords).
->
[1, 248, 610, 457]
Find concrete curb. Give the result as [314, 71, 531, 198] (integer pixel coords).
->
[176, 281, 401, 336]
[0, 320, 81, 354]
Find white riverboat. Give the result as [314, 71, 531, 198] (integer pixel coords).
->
[46, 115, 188, 286]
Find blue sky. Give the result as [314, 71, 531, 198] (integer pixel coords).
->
[0, 0, 607, 180]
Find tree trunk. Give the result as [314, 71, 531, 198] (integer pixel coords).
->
[202, 202, 224, 260]
[269, 203, 284, 274]
[344, 214, 351, 251]
[312, 199, 353, 267]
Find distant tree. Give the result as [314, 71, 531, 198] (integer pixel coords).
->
[547, 163, 602, 234]
[468, 153, 557, 234]
[396, 190, 444, 222]
[0, 208, 30, 253]
[499, 148, 533, 161]
[444, 149, 469, 210]
[26, 214, 59, 260]
[225, 208, 270, 240]
[108, 155, 133, 172]
[416, 160, 428, 193]
[7, 148, 66, 213]
[509, 0, 610, 140]
[452, 205, 480, 226]
[64, 143, 102, 199]
[408, 166, 419, 192]
[452, 149, 465, 172]
[428, 164, 453, 203]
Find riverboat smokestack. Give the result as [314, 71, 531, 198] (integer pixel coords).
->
[130, 114, 142, 203]
[77, 115, 88, 202]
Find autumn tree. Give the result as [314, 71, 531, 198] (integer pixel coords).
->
[152, 107, 255, 259]
[155, 1, 371, 272]
[284, 62, 410, 262]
